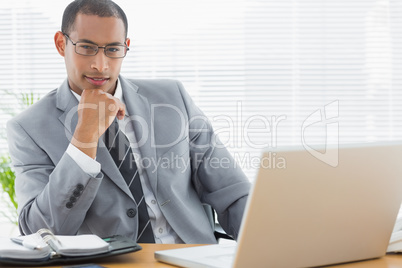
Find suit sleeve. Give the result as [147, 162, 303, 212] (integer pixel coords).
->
[7, 119, 103, 235]
[176, 81, 251, 240]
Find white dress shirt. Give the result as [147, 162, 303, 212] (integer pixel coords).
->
[66, 80, 184, 243]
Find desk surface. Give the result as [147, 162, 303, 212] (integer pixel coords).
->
[11, 244, 402, 268]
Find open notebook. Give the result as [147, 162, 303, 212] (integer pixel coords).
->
[155, 142, 402, 268]
[0, 228, 141, 266]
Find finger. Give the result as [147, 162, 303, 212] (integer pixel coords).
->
[107, 99, 125, 119]
[81, 88, 100, 99]
[116, 102, 126, 120]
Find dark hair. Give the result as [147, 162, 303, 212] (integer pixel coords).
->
[61, 0, 128, 38]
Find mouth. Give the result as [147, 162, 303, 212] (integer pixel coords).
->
[85, 76, 110, 86]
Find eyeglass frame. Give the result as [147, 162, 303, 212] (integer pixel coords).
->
[62, 33, 130, 58]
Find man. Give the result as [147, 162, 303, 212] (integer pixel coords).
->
[7, 0, 250, 244]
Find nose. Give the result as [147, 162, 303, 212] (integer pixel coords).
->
[90, 49, 109, 73]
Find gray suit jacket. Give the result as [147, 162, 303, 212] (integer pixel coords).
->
[7, 76, 250, 244]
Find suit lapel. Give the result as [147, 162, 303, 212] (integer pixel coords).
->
[97, 139, 134, 199]
[57, 79, 79, 138]
[120, 76, 158, 194]
[55, 79, 133, 199]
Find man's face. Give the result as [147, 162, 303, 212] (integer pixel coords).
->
[59, 14, 129, 95]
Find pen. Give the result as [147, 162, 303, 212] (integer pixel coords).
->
[10, 237, 43, 250]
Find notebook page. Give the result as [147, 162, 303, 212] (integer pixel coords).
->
[0, 237, 50, 260]
[51, 234, 110, 256]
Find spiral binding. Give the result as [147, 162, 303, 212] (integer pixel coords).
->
[36, 228, 62, 248]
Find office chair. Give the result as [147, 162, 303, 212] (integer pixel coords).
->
[203, 204, 234, 242]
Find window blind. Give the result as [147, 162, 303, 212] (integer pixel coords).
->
[0, 0, 401, 225]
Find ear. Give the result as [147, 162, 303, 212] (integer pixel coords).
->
[54, 31, 66, 57]
[125, 38, 131, 48]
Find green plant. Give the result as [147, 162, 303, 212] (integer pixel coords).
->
[0, 155, 18, 225]
[0, 91, 40, 225]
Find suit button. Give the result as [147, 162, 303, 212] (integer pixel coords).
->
[70, 196, 77, 203]
[127, 208, 137, 218]
[76, 184, 84, 191]
[66, 202, 73, 209]
[73, 190, 81, 197]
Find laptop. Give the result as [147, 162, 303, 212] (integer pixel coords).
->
[155, 142, 402, 268]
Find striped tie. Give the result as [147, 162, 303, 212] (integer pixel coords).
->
[104, 119, 155, 243]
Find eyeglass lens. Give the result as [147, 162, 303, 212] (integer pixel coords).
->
[75, 42, 127, 58]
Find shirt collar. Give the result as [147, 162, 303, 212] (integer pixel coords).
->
[70, 78, 124, 105]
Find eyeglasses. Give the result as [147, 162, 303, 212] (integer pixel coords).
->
[63, 33, 129, 58]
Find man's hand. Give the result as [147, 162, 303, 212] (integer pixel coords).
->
[71, 89, 125, 159]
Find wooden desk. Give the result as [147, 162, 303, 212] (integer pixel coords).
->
[89, 243, 203, 268]
[8, 244, 402, 268]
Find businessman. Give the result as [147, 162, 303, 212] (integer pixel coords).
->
[7, 0, 250, 244]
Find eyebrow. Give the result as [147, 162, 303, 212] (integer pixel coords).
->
[77, 38, 125, 46]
